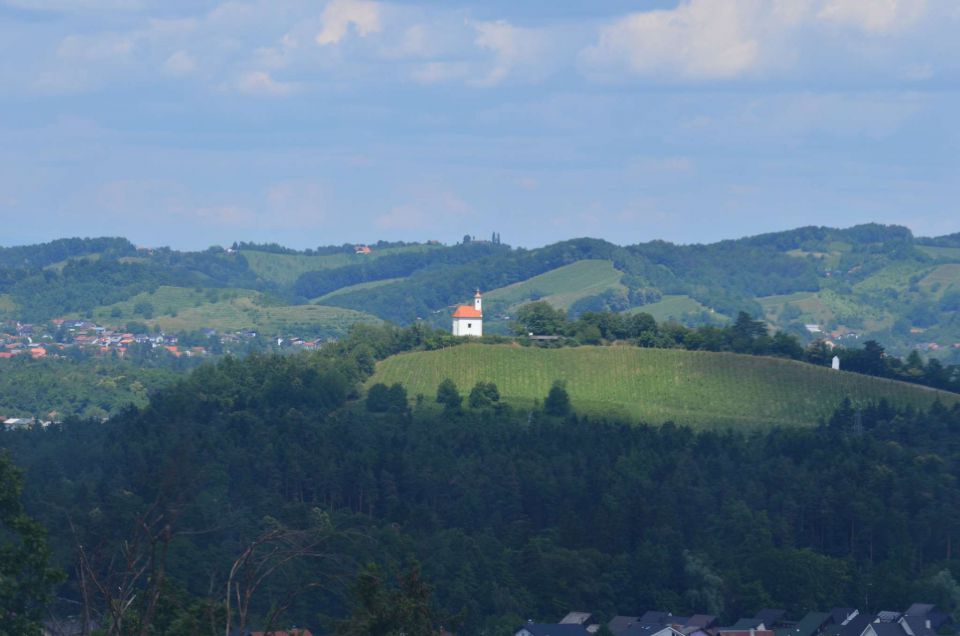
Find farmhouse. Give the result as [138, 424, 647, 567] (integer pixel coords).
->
[452, 289, 483, 337]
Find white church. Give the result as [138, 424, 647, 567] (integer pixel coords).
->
[452, 289, 483, 337]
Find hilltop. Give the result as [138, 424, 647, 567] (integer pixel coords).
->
[369, 344, 958, 428]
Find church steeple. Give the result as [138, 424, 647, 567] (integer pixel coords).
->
[474, 289, 482, 314]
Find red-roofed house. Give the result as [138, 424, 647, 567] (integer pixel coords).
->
[452, 289, 483, 337]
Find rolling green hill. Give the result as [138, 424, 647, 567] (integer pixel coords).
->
[242, 245, 441, 286]
[1, 226, 958, 356]
[483, 259, 627, 311]
[82, 285, 381, 336]
[369, 344, 958, 429]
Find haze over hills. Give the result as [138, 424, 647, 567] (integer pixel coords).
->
[0, 224, 957, 357]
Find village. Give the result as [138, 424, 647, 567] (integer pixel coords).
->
[519, 603, 951, 636]
[0, 318, 327, 362]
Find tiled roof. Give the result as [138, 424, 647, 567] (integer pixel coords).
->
[452, 305, 482, 319]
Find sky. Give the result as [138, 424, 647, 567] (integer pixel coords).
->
[1, 0, 959, 250]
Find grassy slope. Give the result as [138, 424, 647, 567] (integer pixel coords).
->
[82, 286, 380, 334]
[370, 344, 958, 429]
[484, 260, 626, 311]
[626, 295, 714, 321]
[242, 245, 441, 286]
[921, 264, 960, 294]
[759, 290, 891, 331]
[919, 246, 960, 260]
[314, 277, 407, 302]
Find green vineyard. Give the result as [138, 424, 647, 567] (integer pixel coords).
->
[370, 344, 959, 429]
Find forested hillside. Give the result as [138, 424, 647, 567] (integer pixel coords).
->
[0, 224, 957, 356]
[4, 330, 960, 634]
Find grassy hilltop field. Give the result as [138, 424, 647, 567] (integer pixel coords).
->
[370, 344, 958, 429]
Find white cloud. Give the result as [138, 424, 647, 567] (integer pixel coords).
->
[233, 70, 300, 97]
[315, 0, 381, 46]
[579, 0, 945, 81]
[817, 0, 926, 34]
[472, 19, 544, 86]
[162, 50, 197, 76]
[580, 1, 765, 80]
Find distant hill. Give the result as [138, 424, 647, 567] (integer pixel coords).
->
[0, 225, 958, 354]
[369, 344, 958, 429]
[484, 259, 627, 312]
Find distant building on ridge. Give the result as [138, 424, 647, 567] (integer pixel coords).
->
[452, 289, 483, 337]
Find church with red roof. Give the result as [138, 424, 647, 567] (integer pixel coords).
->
[452, 289, 483, 337]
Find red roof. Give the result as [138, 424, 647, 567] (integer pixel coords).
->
[452, 305, 482, 319]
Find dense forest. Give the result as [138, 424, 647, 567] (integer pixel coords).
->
[0, 356, 183, 419]
[4, 325, 960, 634]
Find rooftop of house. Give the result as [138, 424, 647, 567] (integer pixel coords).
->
[868, 623, 908, 636]
[755, 610, 787, 628]
[609, 616, 641, 635]
[777, 612, 832, 636]
[560, 613, 595, 625]
[519, 623, 592, 636]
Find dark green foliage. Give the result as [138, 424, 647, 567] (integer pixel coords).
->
[4, 346, 960, 631]
[544, 380, 570, 416]
[0, 237, 136, 269]
[468, 381, 500, 408]
[336, 564, 442, 636]
[436, 378, 462, 411]
[387, 383, 409, 412]
[293, 242, 509, 302]
[514, 301, 568, 336]
[0, 454, 62, 635]
[0, 357, 180, 419]
[133, 300, 154, 318]
[366, 383, 392, 412]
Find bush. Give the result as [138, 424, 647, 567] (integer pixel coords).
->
[468, 381, 500, 408]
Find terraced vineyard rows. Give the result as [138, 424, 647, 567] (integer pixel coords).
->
[370, 344, 959, 429]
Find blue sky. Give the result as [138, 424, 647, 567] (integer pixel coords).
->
[1, 0, 959, 250]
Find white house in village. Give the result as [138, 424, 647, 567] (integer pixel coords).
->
[452, 289, 483, 337]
